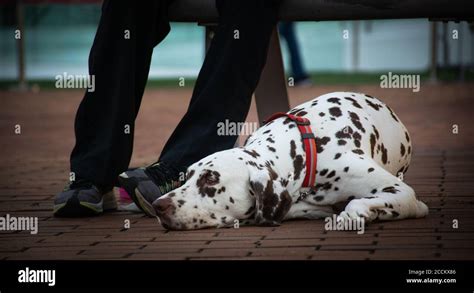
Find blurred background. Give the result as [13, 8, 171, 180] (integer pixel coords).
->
[1, 2, 473, 88]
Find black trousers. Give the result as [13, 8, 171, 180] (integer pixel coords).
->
[70, 0, 280, 190]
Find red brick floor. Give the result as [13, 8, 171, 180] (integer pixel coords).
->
[0, 83, 473, 260]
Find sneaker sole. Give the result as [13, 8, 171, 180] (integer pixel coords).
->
[53, 191, 116, 217]
[117, 174, 156, 217]
[134, 188, 157, 217]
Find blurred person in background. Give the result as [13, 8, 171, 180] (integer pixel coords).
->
[279, 22, 312, 86]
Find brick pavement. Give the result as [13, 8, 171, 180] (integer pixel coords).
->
[0, 83, 473, 260]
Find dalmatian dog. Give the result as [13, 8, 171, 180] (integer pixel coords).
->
[152, 92, 429, 230]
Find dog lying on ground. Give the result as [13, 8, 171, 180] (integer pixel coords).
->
[152, 92, 429, 230]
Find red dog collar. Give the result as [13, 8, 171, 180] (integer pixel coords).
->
[264, 112, 317, 187]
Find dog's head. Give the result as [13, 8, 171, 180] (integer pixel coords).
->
[153, 148, 293, 230]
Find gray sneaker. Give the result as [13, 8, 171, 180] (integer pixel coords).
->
[117, 162, 183, 217]
[53, 180, 117, 217]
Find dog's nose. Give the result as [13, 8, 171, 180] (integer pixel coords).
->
[153, 197, 175, 216]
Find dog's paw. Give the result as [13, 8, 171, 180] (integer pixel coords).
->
[339, 200, 376, 222]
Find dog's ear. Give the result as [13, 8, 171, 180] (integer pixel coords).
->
[248, 166, 292, 226]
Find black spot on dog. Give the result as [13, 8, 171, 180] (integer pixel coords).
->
[329, 107, 342, 117]
[326, 170, 336, 178]
[266, 137, 275, 143]
[382, 186, 399, 194]
[405, 131, 410, 142]
[344, 97, 362, 108]
[293, 155, 304, 180]
[371, 189, 377, 194]
[365, 94, 375, 99]
[247, 161, 263, 170]
[290, 140, 297, 159]
[354, 139, 361, 148]
[335, 126, 353, 139]
[314, 195, 324, 201]
[296, 111, 308, 117]
[370, 133, 376, 158]
[381, 143, 388, 164]
[266, 164, 278, 181]
[314, 182, 332, 191]
[352, 149, 364, 155]
[348, 195, 355, 200]
[328, 97, 341, 105]
[315, 136, 331, 153]
[365, 99, 381, 111]
[267, 145, 276, 152]
[272, 190, 292, 223]
[238, 157, 243, 160]
[338, 140, 347, 146]
[177, 199, 186, 205]
[210, 213, 217, 220]
[229, 197, 235, 204]
[368, 167, 374, 173]
[353, 132, 362, 148]
[334, 153, 341, 160]
[244, 149, 260, 158]
[253, 180, 290, 224]
[348, 111, 365, 133]
[334, 177, 340, 182]
[392, 211, 400, 218]
[353, 132, 361, 141]
[344, 167, 349, 172]
[168, 192, 176, 198]
[319, 169, 328, 176]
[407, 146, 411, 155]
[319, 112, 325, 117]
[280, 178, 289, 187]
[263, 130, 271, 134]
[372, 125, 380, 139]
[400, 143, 406, 156]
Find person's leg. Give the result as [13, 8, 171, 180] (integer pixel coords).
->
[55, 0, 171, 217]
[71, 0, 171, 190]
[278, 22, 309, 83]
[119, 0, 281, 217]
[159, 0, 280, 169]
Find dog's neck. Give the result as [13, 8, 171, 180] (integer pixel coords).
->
[239, 121, 308, 196]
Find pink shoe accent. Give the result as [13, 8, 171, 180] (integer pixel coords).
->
[118, 187, 132, 203]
